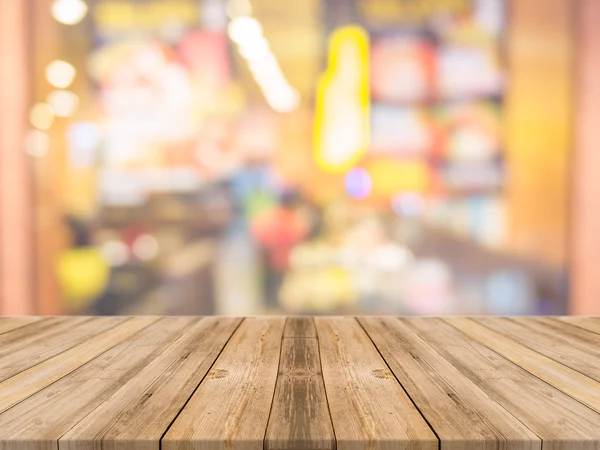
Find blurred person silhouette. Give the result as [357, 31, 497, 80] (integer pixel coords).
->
[251, 190, 309, 309]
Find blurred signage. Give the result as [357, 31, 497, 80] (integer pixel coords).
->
[359, 0, 471, 25]
[365, 158, 430, 196]
[314, 26, 370, 173]
[93, 0, 200, 32]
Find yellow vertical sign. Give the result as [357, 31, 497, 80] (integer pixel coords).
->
[314, 26, 370, 173]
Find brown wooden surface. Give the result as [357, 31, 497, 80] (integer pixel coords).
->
[1, 317, 600, 450]
[265, 318, 334, 450]
[162, 317, 285, 450]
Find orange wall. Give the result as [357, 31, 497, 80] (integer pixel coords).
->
[571, 0, 600, 315]
[505, 0, 573, 268]
[0, 0, 34, 314]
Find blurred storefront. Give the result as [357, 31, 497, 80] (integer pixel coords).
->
[1, 0, 594, 315]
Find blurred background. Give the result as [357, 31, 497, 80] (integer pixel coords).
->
[1, 0, 599, 316]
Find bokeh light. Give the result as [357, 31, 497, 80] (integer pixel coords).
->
[29, 103, 55, 131]
[51, 0, 88, 25]
[46, 90, 79, 117]
[45, 60, 77, 89]
[345, 168, 372, 199]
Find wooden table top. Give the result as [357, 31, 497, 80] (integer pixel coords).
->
[1, 316, 600, 450]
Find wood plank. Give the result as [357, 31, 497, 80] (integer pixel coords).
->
[0, 316, 159, 414]
[555, 316, 600, 335]
[162, 317, 286, 450]
[517, 317, 600, 348]
[59, 317, 242, 450]
[0, 317, 198, 450]
[0, 317, 129, 382]
[473, 317, 600, 383]
[0, 317, 44, 335]
[315, 317, 437, 450]
[0, 317, 68, 348]
[404, 317, 600, 450]
[358, 317, 540, 450]
[445, 317, 600, 414]
[265, 318, 334, 450]
[283, 317, 317, 338]
[0, 317, 91, 360]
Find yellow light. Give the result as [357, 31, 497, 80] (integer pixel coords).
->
[45, 60, 77, 89]
[29, 103, 55, 130]
[51, 0, 88, 25]
[314, 26, 370, 173]
[47, 90, 79, 117]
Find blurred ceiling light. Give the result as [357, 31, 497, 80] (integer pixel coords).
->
[100, 240, 129, 267]
[51, 0, 88, 25]
[226, 0, 252, 19]
[132, 234, 159, 261]
[29, 103, 55, 130]
[252, 65, 286, 86]
[45, 60, 77, 89]
[227, 16, 262, 44]
[47, 90, 79, 117]
[263, 86, 300, 113]
[248, 54, 279, 74]
[238, 37, 271, 62]
[25, 130, 51, 158]
[228, 15, 299, 112]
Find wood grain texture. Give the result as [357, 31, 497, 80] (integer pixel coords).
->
[283, 317, 317, 338]
[0, 317, 194, 450]
[0, 316, 128, 382]
[1, 316, 600, 450]
[59, 317, 242, 450]
[555, 316, 600, 335]
[0, 317, 44, 335]
[473, 317, 600, 383]
[445, 317, 600, 414]
[162, 317, 285, 450]
[0, 317, 68, 350]
[315, 317, 438, 450]
[405, 318, 600, 450]
[0, 316, 158, 414]
[358, 317, 540, 450]
[265, 318, 334, 450]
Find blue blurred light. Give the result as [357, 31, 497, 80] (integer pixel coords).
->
[345, 168, 372, 199]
